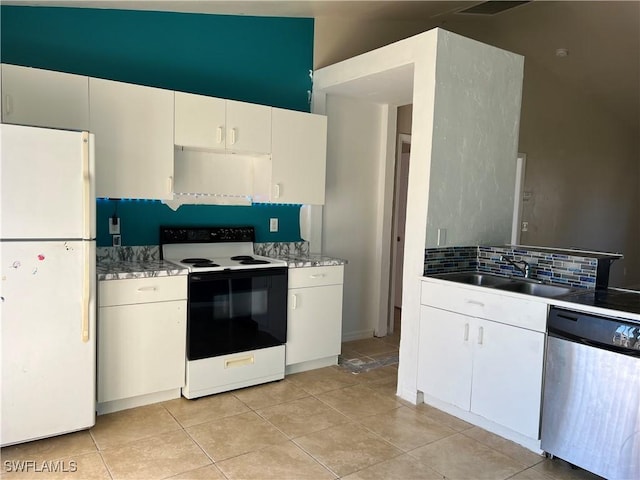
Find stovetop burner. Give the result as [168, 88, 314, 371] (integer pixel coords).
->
[240, 259, 270, 265]
[181, 258, 212, 264]
[192, 262, 221, 268]
[161, 226, 288, 272]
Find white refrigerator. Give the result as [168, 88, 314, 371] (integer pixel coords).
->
[1, 123, 96, 446]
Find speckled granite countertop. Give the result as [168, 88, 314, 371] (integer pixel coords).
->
[97, 260, 188, 281]
[271, 253, 347, 268]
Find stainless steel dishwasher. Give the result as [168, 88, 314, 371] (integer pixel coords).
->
[541, 307, 640, 480]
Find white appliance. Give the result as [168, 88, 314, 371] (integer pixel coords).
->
[160, 226, 288, 399]
[1, 124, 96, 446]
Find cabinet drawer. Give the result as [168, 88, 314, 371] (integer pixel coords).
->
[99, 276, 187, 307]
[421, 280, 547, 332]
[185, 346, 285, 398]
[288, 265, 344, 288]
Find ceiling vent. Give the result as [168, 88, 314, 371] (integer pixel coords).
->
[457, 1, 531, 15]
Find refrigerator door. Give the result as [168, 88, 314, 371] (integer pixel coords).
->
[1, 240, 96, 446]
[0, 124, 95, 240]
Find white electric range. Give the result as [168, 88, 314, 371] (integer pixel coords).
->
[160, 226, 289, 399]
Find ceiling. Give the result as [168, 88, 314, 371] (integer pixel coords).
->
[5, 1, 639, 132]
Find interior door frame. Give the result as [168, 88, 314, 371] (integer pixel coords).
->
[388, 133, 411, 334]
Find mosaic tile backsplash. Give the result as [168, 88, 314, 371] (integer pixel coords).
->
[423, 247, 478, 274]
[424, 245, 616, 289]
[477, 246, 598, 288]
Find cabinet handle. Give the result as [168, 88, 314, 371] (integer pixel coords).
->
[216, 126, 223, 144]
[292, 293, 298, 309]
[478, 326, 484, 345]
[137, 286, 158, 292]
[225, 355, 254, 368]
[230, 127, 237, 145]
[310, 273, 326, 279]
[274, 183, 281, 199]
[466, 299, 485, 307]
[463, 323, 469, 342]
[3, 94, 12, 116]
[167, 176, 173, 193]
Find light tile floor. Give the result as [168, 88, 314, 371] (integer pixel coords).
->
[1, 336, 603, 480]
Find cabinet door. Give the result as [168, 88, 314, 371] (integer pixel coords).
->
[226, 100, 271, 154]
[90, 78, 174, 200]
[175, 92, 226, 150]
[417, 305, 473, 410]
[286, 284, 343, 365]
[271, 108, 327, 205]
[1, 64, 89, 130]
[98, 300, 186, 403]
[471, 319, 544, 439]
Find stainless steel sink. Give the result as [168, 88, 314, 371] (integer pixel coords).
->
[493, 281, 576, 298]
[432, 272, 512, 287]
[431, 271, 577, 298]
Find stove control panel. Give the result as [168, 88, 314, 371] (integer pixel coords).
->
[160, 226, 255, 244]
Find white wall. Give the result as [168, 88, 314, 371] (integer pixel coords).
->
[314, 4, 640, 286]
[426, 33, 523, 248]
[321, 95, 388, 340]
[314, 29, 524, 403]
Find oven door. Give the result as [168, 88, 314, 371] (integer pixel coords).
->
[187, 267, 288, 360]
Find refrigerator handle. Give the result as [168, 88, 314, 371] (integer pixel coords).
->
[81, 132, 91, 240]
[82, 242, 91, 343]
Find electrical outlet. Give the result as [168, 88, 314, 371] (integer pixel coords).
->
[437, 228, 447, 246]
[269, 218, 279, 233]
[109, 217, 120, 235]
[522, 221, 529, 232]
[112, 235, 121, 247]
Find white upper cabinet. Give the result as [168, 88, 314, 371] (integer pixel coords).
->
[174, 92, 225, 150]
[1, 64, 89, 131]
[174, 92, 271, 154]
[90, 78, 174, 200]
[225, 100, 271, 154]
[254, 108, 327, 205]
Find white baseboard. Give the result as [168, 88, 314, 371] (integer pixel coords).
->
[97, 388, 181, 415]
[285, 356, 338, 375]
[342, 329, 375, 342]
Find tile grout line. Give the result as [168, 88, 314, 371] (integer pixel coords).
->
[158, 403, 229, 480]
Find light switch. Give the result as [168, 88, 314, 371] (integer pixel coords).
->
[437, 228, 447, 246]
[269, 218, 279, 233]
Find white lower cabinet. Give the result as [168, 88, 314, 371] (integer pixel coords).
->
[418, 280, 547, 444]
[97, 276, 187, 414]
[285, 265, 344, 372]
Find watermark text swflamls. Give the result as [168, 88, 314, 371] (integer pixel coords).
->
[4, 460, 78, 473]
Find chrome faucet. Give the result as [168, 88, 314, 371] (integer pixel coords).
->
[501, 255, 531, 279]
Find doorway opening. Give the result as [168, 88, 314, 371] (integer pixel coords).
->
[388, 133, 411, 336]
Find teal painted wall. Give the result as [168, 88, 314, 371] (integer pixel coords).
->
[1, 6, 313, 246]
[97, 200, 301, 245]
[0, 6, 313, 111]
